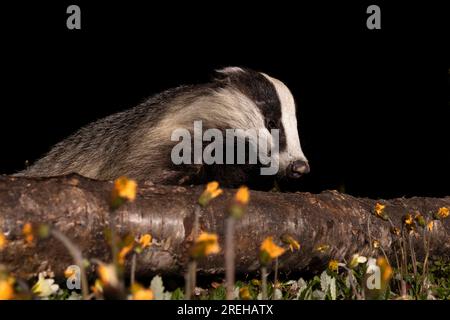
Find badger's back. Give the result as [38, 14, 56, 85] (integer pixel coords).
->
[18, 84, 217, 181]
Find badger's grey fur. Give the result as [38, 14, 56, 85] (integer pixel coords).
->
[18, 67, 309, 189]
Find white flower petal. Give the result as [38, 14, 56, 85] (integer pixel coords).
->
[357, 256, 367, 263]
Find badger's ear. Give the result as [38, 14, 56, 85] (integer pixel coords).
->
[213, 67, 245, 81]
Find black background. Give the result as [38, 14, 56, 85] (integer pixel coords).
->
[1, 1, 449, 199]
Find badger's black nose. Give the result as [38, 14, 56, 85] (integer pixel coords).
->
[288, 160, 310, 178]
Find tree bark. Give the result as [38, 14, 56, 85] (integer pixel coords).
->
[0, 174, 448, 280]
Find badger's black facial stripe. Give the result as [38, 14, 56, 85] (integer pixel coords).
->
[215, 68, 287, 152]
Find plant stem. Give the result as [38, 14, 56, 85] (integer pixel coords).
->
[108, 210, 126, 298]
[273, 258, 279, 300]
[422, 228, 432, 277]
[379, 245, 390, 266]
[192, 205, 202, 291]
[408, 233, 418, 277]
[185, 260, 196, 300]
[51, 229, 89, 300]
[225, 217, 236, 300]
[400, 228, 408, 276]
[346, 268, 362, 300]
[367, 214, 373, 249]
[191, 260, 197, 297]
[130, 253, 136, 287]
[184, 267, 191, 300]
[392, 245, 403, 293]
[400, 279, 407, 298]
[109, 211, 119, 273]
[261, 266, 268, 300]
[193, 205, 201, 239]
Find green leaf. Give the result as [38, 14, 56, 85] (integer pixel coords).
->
[171, 288, 184, 300]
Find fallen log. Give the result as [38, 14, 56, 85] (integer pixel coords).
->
[0, 174, 448, 280]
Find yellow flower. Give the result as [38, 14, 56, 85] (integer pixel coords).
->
[131, 283, 154, 300]
[22, 223, 34, 245]
[138, 234, 152, 249]
[374, 203, 388, 220]
[64, 266, 77, 279]
[390, 226, 401, 236]
[206, 181, 223, 198]
[372, 240, 380, 249]
[113, 176, 137, 202]
[374, 203, 385, 215]
[328, 259, 339, 272]
[315, 244, 330, 253]
[437, 207, 449, 219]
[235, 186, 250, 205]
[427, 221, 434, 232]
[91, 279, 103, 296]
[118, 243, 134, 265]
[23, 223, 32, 235]
[239, 286, 251, 300]
[377, 257, 393, 283]
[97, 263, 119, 288]
[229, 186, 250, 218]
[403, 214, 413, 225]
[133, 288, 154, 300]
[280, 234, 300, 252]
[198, 181, 223, 206]
[197, 232, 220, 255]
[0, 277, 14, 300]
[260, 237, 286, 264]
[403, 214, 415, 231]
[190, 232, 220, 259]
[0, 232, 7, 251]
[289, 241, 300, 252]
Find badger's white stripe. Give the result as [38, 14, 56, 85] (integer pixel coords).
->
[262, 73, 307, 169]
[139, 87, 272, 158]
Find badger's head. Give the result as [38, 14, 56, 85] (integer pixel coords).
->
[188, 67, 309, 186]
[159, 66, 309, 188]
[211, 67, 310, 182]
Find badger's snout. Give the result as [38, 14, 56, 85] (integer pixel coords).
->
[287, 160, 310, 178]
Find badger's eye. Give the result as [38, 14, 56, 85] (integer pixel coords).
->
[267, 120, 277, 130]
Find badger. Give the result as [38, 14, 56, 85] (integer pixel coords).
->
[17, 67, 309, 189]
